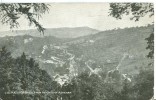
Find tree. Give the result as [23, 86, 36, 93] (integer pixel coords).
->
[109, 3, 154, 21]
[109, 3, 154, 99]
[109, 3, 154, 59]
[145, 30, 154, 59]
[0, 47, 55, 100]
[0, 47, 15, 100]
[0, 3, 50, 33]
[133, 68, 154, 100]
[15, 53, 54, 99]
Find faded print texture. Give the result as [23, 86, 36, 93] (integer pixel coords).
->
[0, 3, 154, 100]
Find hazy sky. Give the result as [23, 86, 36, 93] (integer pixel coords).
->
[0, 3, 154, 32]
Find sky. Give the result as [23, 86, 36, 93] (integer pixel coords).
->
[0, 3, 154, 32]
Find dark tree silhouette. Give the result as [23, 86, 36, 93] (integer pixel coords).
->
[109, 3, 154, 21]
[133, 68, 154, 100]
[0, 3, 50, 33]
[145, 30, 154, 59]
[0, 47, 55, 100]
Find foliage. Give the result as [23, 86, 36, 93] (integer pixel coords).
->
[109, 3, 154, 21]
[0, 47, 55, 100]
[0, 3, 50, 33]
[109, 6, 154, 99]
[0, 46, 154, 100]
[133, 68, 154, 100]
[0, 3, 154, 100]
[145, 31, 154, 59]
[109, 3, 154, 60]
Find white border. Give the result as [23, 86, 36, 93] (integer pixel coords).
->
[0, 0, 156, 99]
[0, 0, 154, 3]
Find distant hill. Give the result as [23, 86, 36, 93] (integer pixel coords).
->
[0, 27, 99, 38]
[65, 25, 153, 74]
[0, 25, 153, 84]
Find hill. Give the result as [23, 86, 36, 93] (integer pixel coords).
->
[0, 27, 99, 38]
[0, 25, 153, 84]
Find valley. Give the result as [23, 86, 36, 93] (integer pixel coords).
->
[0, 25, 153, 85]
